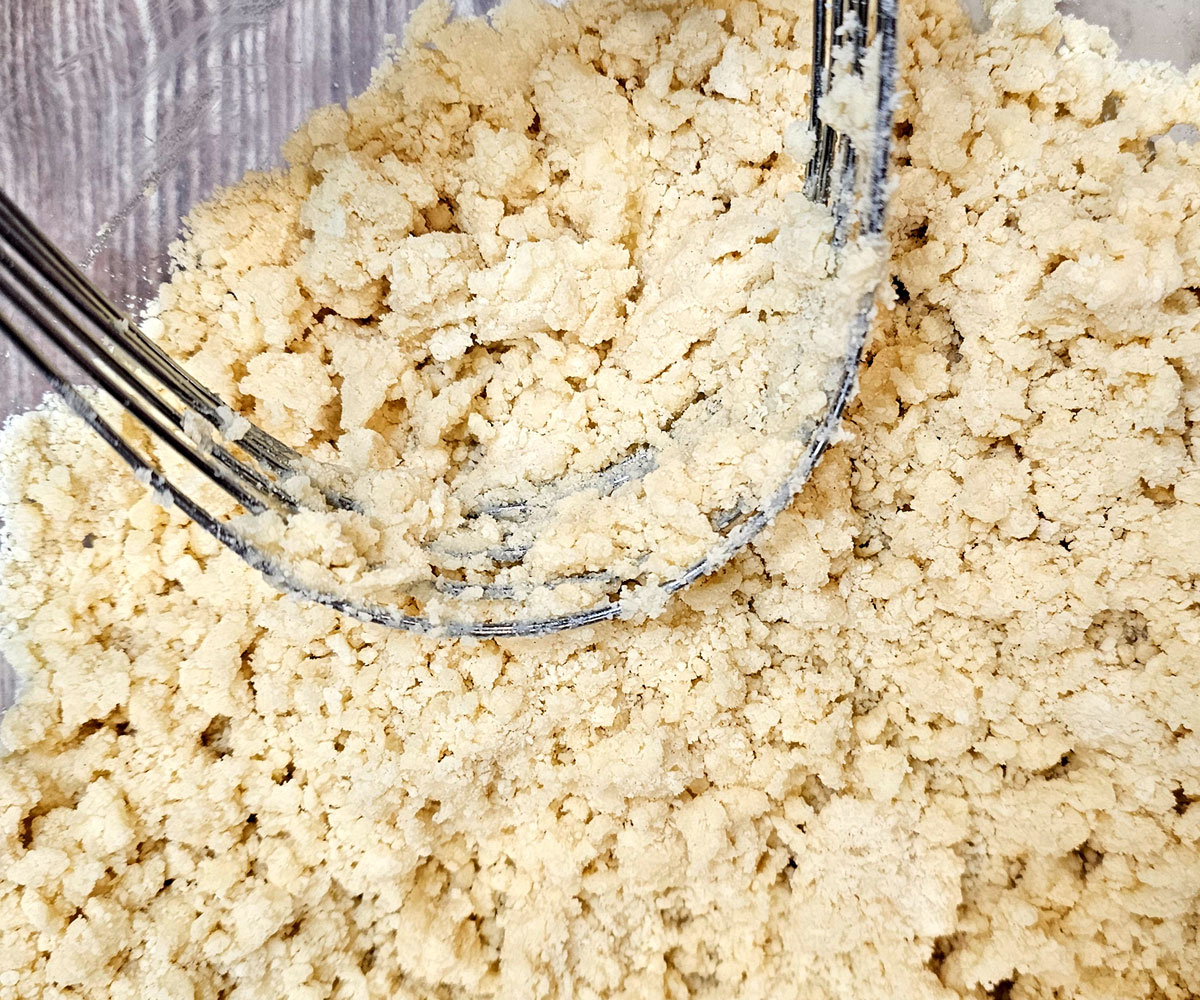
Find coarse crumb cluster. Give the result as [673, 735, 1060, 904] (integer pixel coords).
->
[129, 0, 875, 616]
[1, 0, 1199, 998]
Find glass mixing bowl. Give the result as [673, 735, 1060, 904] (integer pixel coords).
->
[0, 0, 1197, 712]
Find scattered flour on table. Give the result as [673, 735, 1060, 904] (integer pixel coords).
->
[1, 0, 1200, 997]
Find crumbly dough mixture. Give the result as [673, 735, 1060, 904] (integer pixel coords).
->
[2, 0, 1200, 997]
[132, 0, 878, 618]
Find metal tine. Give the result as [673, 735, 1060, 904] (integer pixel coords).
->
[834, 0, 872, 229]
[831, 0, 846, 59]
[88, 278, 362, 513]
[0, 307, 239, 524]
[4, 300, 625, 638]
[0, 190, 297, 475]
[0, 190, 360, 513]
[866, 0, 899, 235]
[0, 189, 296, 469]
[434, 445, 659, 569]
[0, 259, 297, 515]
[852, 0, 870, 70]
[830, 24, 859, 242]
[0, 218, 300, 513]
[825, 0, 847, 212]
[805, 0, 835, 206]
[3, 319, 298, 521]
[0, 305, 451, 635]
[103, 313, 302, 476]
[806, 0, 878, 244]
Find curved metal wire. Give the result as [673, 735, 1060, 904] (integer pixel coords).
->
[0, 0, 899, 638]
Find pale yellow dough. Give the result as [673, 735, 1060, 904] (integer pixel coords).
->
[133, 0, 875, 618]
[2, 0, 1200, 998]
